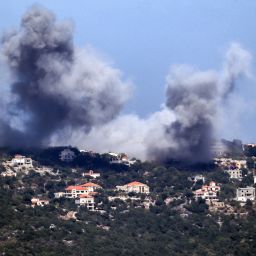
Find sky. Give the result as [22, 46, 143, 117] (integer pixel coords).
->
[0, 0, 256, 143]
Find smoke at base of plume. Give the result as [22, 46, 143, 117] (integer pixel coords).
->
[0, 5, 130, 148]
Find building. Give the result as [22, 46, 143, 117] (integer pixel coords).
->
[75, 194, 95, 210]
[8, 155, 33, 168]
[54, 192, 65, 198]
[236, 187, 255, 202]
[64, 182, 102, 198]
[189, 175, 205, 183]
[64, 186, 91, 198]
[214, 158, 247, 169]
[31, 198, 49, 207]
[59, 149, 76, 162]
[108, 153, 136, 166]
[194, 181, 221, 201]
[116, 181, 150, 194]
[226, 169, 242, 180]
[82, 170, 100, 178]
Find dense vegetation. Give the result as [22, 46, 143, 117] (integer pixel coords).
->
[0, 147, 256, 255]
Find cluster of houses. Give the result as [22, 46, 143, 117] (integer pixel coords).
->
[1, 155, 57, 177]
[52, 179, 150, 211]
[59, 148, 137, 167]
[2, 151, 256, 213]
[191, 177, 255, 213]
[191, 156, 256, 208]
[214, 157, 247, 170]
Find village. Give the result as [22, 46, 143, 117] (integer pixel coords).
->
[1, 143, 256, 220]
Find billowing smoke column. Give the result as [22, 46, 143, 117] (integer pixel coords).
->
[162, 66, 218, 162]
[0, 5, 130, 147]
[151, 43, 252, 163]
[50, 42, 251, 163]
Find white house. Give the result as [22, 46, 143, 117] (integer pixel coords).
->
[116, 181, 150, 194]
[108, 153, 136, 166]
[64, 182, 102, 198]
[189, 175, 205, 183]
[9, 155, 33, 168]
[59, 149, 76, 162]
[236, 187, 255, 202]
[75, 194, 95, 210]
[31, 198, 49, 207]
[82, 170, 100, 178]
[214, 158, 247, 169]
[194, 181, 221, 201]
[54, 192, 65, 198]
[226, 169, 242, 180]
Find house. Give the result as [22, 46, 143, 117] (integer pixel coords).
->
[214, 158, 247, 169]
[194, 181, 221, 201]
[54, 192, 65, 198]
[64, 186, 91, 198]
[116, 181, 150, 194]
[34, 167, 57, 176]
[75, 194, 95, 210]
[82, 170, 100, 178]
[226, 169, 242, 180]
[108, 153, 136, 166]
[236, 187, 255, 202]
[59, 149, 76, 162]
[189, 175, 205, 183]
[64, 182, 102, 198]
[5, 155, 33, 169]
[31, 198, 49, 207]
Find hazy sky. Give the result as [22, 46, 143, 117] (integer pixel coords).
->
[1, 0, 256, 142]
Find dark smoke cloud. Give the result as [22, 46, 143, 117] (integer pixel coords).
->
[149, 43, 252, 163]
[0, 5, 130, 147]
[162, 67, 218, 162]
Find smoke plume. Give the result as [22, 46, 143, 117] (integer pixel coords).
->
[149, 43, 252, 163]
[0, 5, 130, 147]
[64, 43, 251, 163]
[0, 5, 252, 163]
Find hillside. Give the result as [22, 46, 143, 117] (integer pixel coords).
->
[0, 147, 256, 255]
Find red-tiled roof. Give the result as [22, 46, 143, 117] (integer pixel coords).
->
[65, 186, 89, 191]
[126, 181, 147, 187]
[80, 182, 101, 188]
[79, 194, 94, 198]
